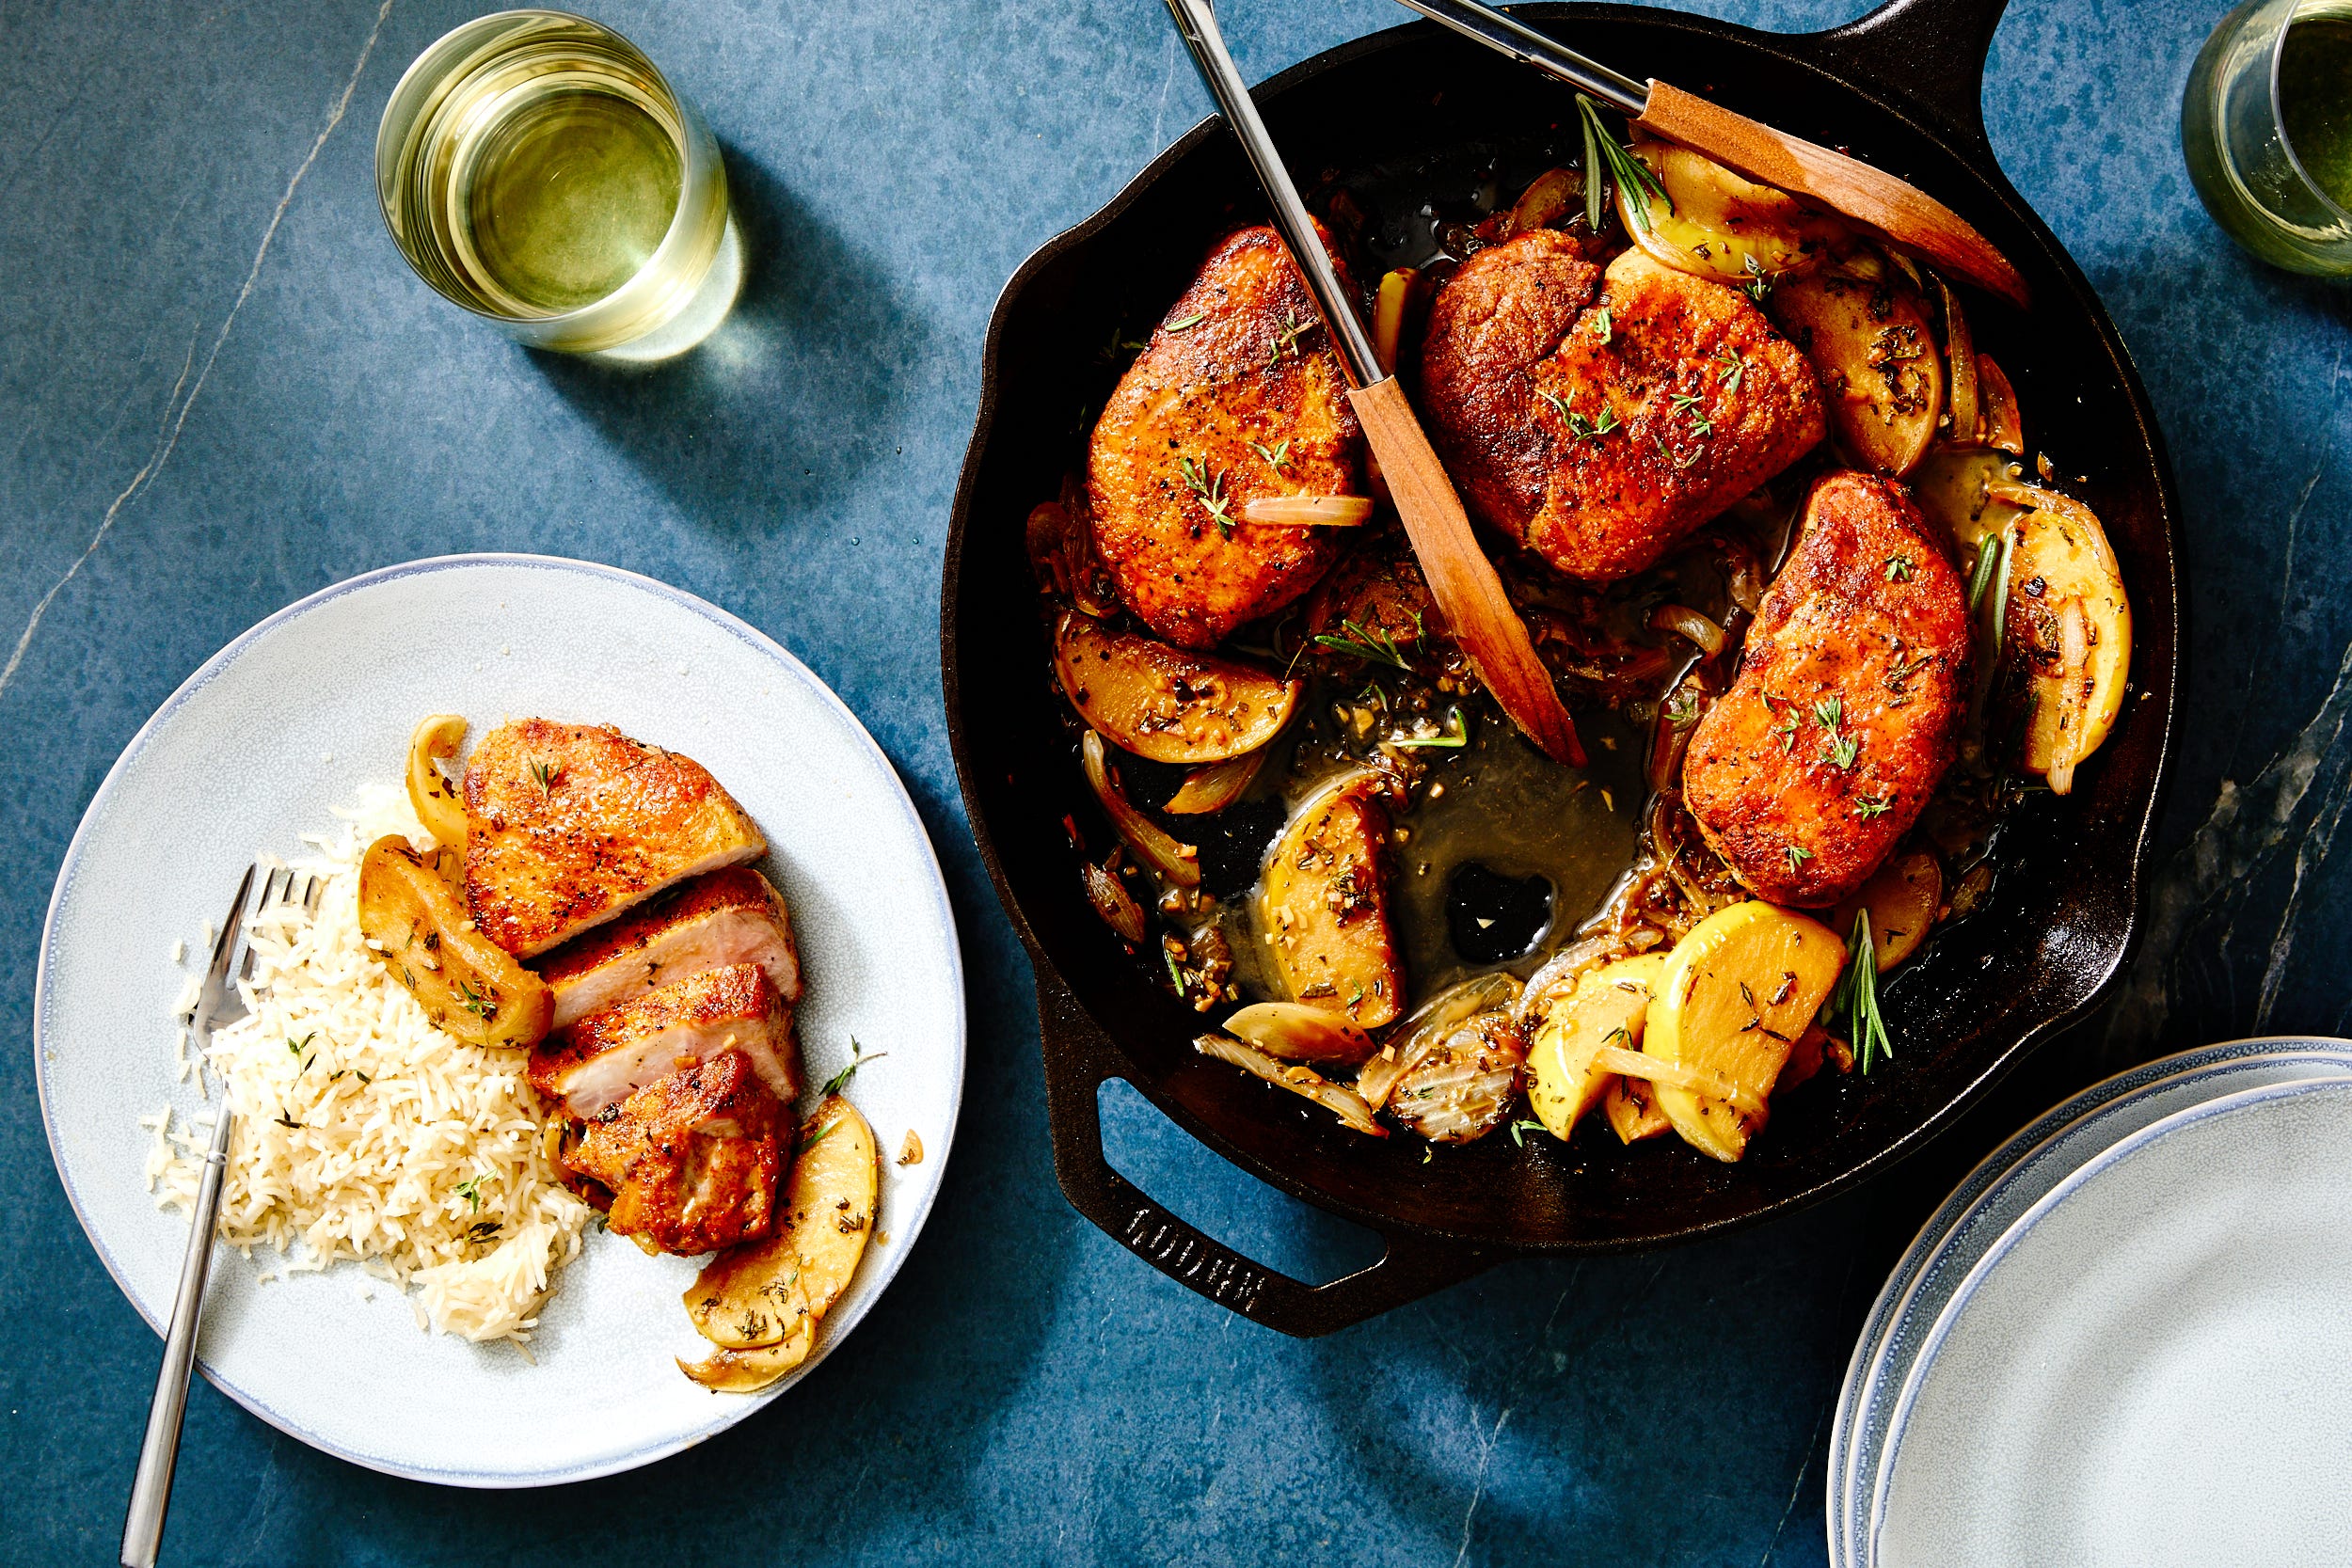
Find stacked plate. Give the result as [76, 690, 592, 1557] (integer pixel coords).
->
[1828, 1038, 2352, 1568]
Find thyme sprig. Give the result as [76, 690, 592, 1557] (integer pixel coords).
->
[1248, 438, 1292, 472]
[1831, 910, 1895, 1073]
[1177, 455, 1235, 539]
[1578, 93, 1673, 235]
[1391, 706, 1471, 750]
[819, 1037, 888, 1100]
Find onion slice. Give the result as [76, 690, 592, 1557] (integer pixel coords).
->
[1648, 602, 1727, 658]
[1373, 268, 1417, 375]
[1940, 277, 1980, 447]
[1223, 1002, 1377, 1066]
[1081, 729, 1200, 887]
[2049, 597, 2090, 796]
[1163, 749, 1267, 815]
[1196, 1032, 1388, 1137]
[1239, 495, 1376, 528]
[1593, 1046, 1768, 1120]
[1363, 973, 1521, 1110]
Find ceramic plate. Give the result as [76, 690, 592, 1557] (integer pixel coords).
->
[35, 555, 964, 1486]
[1870, 1075, 2352, 1567]
[1827, 1039, 2352, 1567]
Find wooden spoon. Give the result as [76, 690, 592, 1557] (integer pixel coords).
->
[1390, 0, 2030, 309]
[1162, 0, 1587, 768]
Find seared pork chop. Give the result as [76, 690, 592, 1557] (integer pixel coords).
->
[463, 720, 764, 958]
[530, 962, 801, 1117]
[1417, 230, 1603, 539]
[1420, 240, 1823, 580]
[565, 1050, 785, 1256]
[1088, 225, 1364, 649]
[1682, 471, 1971, 906]
[537, 866, 801, 1029]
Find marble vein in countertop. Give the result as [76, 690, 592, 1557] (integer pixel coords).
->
[0, 0, 395, 702]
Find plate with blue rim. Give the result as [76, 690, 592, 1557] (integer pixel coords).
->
[35, 554, 965, 1486]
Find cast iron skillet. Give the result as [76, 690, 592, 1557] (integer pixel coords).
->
[944, 0, 2180, 1336]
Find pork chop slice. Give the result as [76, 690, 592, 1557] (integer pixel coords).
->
[536, 866, 801, 1029]
[463, 719, 765, 958]
[529, 961, 802, 1117]
[564, 1049, 785, 1256]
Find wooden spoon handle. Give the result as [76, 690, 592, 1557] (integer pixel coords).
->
[1346, 378, 1585, 768]
[1635, 80, 2029, 309]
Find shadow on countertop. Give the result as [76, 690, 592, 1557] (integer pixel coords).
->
[530, 148, 941, 535]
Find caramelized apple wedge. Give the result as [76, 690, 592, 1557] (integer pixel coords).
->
[357, 835, 551, 1049]
[1643, 901, 1846, 1163]
[1258, 774, 1404, 1029]
[1769, 260, 1944, 477]
[405, 714, 470, 849]
[1054, 610, 1298, 765]
[683, 1095, 878, 1362]
[1831, 851, 1942, 973]
[1526, 954, 1669, 1142]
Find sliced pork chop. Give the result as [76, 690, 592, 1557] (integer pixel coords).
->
[463, 719, 766, 958]
[529, 962, 802, 1117]
[564, 1049, 786, 1256]
[537, 866, 801, 1029]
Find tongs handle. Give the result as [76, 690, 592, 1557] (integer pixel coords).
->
[1159, 0, 1586, 767]
[1387, 0, 1648, 114]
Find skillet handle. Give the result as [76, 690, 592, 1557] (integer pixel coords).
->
[1035, 969, 1497, 1336]
[1797, 0, 2010, 161]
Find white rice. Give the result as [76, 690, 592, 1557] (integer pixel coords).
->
[149, 783, 591, 1345]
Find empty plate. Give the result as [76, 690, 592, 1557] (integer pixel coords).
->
[1871, 1075, 2352, 1567]
[1830, 1038, 2352, 1566]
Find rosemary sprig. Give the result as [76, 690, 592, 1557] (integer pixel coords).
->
[1310, 617, 1410, 671]
[1577, 93, 1673, 235]
[528, 758, 560, 797]
[1832, 910, 1895, 1073]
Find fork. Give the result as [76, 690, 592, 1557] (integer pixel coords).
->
[120, 866, 320, 1568]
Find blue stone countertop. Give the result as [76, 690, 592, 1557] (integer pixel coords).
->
[4, 0, 2344, 1562]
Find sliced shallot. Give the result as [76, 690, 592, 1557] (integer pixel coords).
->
[1082, 730, 1200, 888]
[1648, 603, 1726, 658]
[1240, 495, 1376, 528]
[1079, 860, 1148, 944]
[1593, 1046, 1767, 1120]
[1223, 1002, 1377, 1066]
[2049, 597, 2089, 796]
[1163, 750, 1266, 815]
[1195, 1032, 1387, 1137]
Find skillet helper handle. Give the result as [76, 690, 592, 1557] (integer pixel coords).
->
[121, 1106, 233, 1568]
[1802, 0, 2011, 158]
[1036, 972, 1495, 1337]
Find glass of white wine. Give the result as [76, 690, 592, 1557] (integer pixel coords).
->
[2184, 0, 2352, 276]
[376, 10, 741, 357]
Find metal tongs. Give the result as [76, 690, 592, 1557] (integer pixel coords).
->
[1388, 0, 2026, 305]
[1162, 0, 1587, 767]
